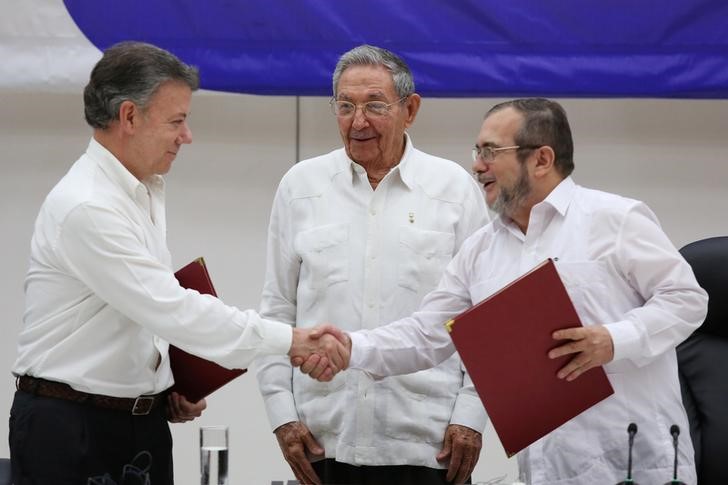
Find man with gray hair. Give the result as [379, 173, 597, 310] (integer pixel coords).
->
[256, 44, 488, 484]
[9, 41, 347, 485]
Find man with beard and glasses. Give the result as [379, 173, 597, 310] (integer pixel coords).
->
[304, 98, 707, 484]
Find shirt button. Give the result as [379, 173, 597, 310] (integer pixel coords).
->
[370, 208, 377, 215]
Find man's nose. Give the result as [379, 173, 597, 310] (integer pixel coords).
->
[472, 157, 489, 174]
[177, 123, 192, 144]
[351, 107, 369, 130]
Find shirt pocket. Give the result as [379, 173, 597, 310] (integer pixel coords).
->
[382, 360, 461, 443]
[294, 223, 350, 290]
[554, 260, 610, 325]
[397, 226, 455, 297]
[293, 371, 348, 438]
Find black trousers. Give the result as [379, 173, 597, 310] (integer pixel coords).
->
[9, 390, 173, 485]
[311, 458, 471, 485]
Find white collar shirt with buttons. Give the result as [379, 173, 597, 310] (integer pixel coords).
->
[13, 138, 292, 398]
[349, 176, 706, 484]
[256, 135, 489, 467]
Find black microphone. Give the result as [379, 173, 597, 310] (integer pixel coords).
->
[616, 423, 639, 484]
[664, 424, 686, 485]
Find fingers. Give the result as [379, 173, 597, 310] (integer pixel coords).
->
[448, 442, 464, 483]
[314, 368, 334, 382]
[274, 422, 322, 485]
[290, 325, 351, 381]
[289, 455, 321, 485]
[437, 425, 482, 484]
[452, 439, 479, 484]
[436, 429, 452, 462]
[549, 325, 614, 381]
[318, 334, 347, 371]
[166, 392, 207, 423]
[309, 323, 348, 345]
[548, 326, 585, 358]
[295, 354, 336, 382]
[435, 426, 455, 482]
[299, 353, 323, 374]
[300, 427, 325, 456]
[296, 427, 324, 485]
[551, 326, 584, 342]
[558, 356, 594, 381]
[304, 354, 331, 379]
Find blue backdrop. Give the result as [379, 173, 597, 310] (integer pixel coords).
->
[64, 0, 728, 98]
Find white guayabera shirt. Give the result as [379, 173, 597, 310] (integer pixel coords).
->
[350, 177, 707, 484]
[256, 135, 489, 467]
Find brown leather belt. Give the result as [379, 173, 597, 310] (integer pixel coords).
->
[16, 375, 166, 415]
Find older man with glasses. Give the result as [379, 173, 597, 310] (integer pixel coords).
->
[255, 44, 489, 485]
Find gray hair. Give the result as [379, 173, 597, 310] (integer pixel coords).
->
[332, 45, 415, 99]
[83, 41, 200, 129]
[487, 98, 575, 177]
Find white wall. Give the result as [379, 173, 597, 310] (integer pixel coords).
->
[1, 90, 726, 484]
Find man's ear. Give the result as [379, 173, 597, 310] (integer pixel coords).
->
[403, 93, 421, 128]
[118, 100, 139, 134]
[532, 145, 556, 178]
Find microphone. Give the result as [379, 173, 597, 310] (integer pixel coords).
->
[616, 423, 639, 484]
[664, 425, 686, 485]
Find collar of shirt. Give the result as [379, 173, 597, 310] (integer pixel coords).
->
[492, 176, 577, 238]
[88, 137, 165, 201]
[344, 133, 416, 190]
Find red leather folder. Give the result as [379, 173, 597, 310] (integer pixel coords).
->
[170, 258, 246, 403]
[446, 259, 614, 457]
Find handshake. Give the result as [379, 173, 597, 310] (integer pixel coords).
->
[288, 324, 352, 381]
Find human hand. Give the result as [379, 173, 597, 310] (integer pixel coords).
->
[436, 424, 482, 483]
[549, 324, 614, 381]
[289, 324, 351, 381]
[166, 392, 207, 423]
[274, 421, 324, 485]
[298, 331, 352, 380]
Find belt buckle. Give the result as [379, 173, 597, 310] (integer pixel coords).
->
[132, 396, 155, 415]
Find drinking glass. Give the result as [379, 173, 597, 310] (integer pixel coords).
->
[200, 425, 229, 485]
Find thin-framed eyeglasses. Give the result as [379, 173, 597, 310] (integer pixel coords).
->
[330, 96, 409, 118]
[471, 144, 542, 162]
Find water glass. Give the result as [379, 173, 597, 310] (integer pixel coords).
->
[200, 425, 229, 485]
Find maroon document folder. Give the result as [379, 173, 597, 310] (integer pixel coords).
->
[446, 259, 614, 456]
[170, 258, 246, 403]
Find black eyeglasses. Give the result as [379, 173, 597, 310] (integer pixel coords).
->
[472, 144, 542, 162]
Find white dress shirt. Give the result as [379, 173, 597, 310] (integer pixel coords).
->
[13, 138, 292, 398]
[349, 177, 707, 484]
[255, 135, 489, 467]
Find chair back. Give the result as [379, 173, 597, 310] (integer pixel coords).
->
[677, 236, 728, 485]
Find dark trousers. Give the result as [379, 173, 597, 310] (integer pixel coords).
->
[311, 458, 471, 485]
[9, 390, 173, 485]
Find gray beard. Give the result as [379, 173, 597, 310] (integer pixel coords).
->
[489, 164, 531, 218]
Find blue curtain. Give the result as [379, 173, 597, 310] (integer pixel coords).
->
[64, 0, 728, 98]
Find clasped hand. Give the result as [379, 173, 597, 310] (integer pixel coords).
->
[549, 324, 614, 381]
[288, 324, 351, 381]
